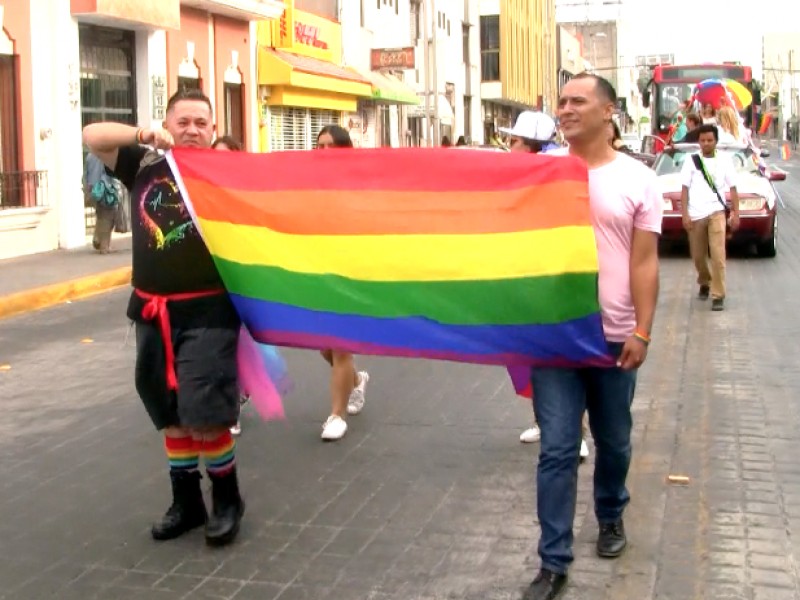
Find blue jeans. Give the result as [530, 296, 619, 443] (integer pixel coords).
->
[530, 342, 637, 574]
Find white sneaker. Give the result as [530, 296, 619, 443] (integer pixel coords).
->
[580, 438, 590, 460]
[230, 421, 242, 437]
[520, 425, 541, 443]
[347, 371, 370, 416]
[321, 415, 348, 441]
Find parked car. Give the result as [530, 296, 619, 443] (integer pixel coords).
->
[621, 133, 641, 153]
[656, 143, 786, 257]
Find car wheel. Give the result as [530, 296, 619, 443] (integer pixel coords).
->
[757, 215, 777, 258]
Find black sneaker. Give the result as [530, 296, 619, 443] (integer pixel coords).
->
[522, 569, 567, 600]
[711, 298, 724, 311]
[698, 285, 710, 300]
[597, 519, 627, 558]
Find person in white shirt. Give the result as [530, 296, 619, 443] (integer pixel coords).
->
[680, 124, 740, 311]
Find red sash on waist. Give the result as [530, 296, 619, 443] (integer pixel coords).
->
[135, 288, 226, 391]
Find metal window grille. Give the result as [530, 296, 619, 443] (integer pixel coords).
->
[78, 25, 137, 128]
[269, 107, 340, 151]
[0, 171, 48, 210]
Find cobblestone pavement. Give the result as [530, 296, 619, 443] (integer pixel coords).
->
[0, 175, 799, 599]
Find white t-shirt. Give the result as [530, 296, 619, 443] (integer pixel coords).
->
[549, 149, 663, 341]
[680, 152, 737, 221]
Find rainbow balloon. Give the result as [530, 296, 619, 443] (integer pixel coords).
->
[168, 148, 611, 368]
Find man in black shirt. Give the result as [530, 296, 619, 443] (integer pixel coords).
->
[82, 89, 244, 547]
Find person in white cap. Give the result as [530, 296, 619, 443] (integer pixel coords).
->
[499, 111, 561, 154]
[506, 111, 590, 462]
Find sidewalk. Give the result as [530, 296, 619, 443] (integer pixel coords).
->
[0, 236, 132, 320]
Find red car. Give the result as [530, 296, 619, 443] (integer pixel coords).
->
[655, 143, 786, 257]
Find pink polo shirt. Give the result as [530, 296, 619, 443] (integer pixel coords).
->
[550, 149, 663, 342]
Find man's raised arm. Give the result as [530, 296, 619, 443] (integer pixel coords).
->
[82, 123, 142, 172]
[83, 124, 174, 172]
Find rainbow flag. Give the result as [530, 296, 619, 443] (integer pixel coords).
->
[167, 148, 610, 368]
[781, 143, 791, 161]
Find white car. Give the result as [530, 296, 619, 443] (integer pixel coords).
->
[655, 143, 786, 257]
[621, 133, 641, 153]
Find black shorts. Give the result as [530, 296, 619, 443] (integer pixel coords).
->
[135, 322, 240, 430]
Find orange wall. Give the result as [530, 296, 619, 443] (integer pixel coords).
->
[5, 0, 34, 171]
[166, 7, 210, 97]
[213, 16, 250, 144]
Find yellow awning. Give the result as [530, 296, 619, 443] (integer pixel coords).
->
[259, 47, 373, 99]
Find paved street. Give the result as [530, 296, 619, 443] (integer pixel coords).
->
[1, 163, 800, 599]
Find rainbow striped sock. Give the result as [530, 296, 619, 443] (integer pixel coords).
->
[202, 431, 236, 477]
[165, 435, 200, 473]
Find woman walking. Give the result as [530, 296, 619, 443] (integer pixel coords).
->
[315, 125, 370, 441]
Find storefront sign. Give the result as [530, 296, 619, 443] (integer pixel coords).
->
[152, 76, 167, 120]
[272, 0, 339, 63]
[295, 22, 328, 50]
[371, 48, 415, 70]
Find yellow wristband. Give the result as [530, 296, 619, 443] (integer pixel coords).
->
[136, 127, 145, 144]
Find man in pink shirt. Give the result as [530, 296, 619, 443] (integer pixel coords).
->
[524, 74, 662, 600]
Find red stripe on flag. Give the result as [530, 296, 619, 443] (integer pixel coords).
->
[171, 147, 587, 193]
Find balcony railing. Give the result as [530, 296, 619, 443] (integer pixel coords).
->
[0, 171, 49, 210]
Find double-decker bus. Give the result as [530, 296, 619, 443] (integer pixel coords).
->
[643, 63, 759, 145]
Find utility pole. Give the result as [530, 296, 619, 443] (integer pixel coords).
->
[431, 0, 440, 146]
[421, 0, 432, 146]
[791, 49, 797, 122]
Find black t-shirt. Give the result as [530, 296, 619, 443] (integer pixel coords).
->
[114, 145, 237, 328]
[681, 129, 702, 144]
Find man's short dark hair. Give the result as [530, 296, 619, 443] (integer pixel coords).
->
[571, 73, 617, 104]
[166, 88, 213, 116]
[696, 124, 719, 141]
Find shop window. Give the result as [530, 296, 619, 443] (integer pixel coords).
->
[269, 107, 339, 151]
[224, 82, 244, 146]
[480, 15, 500, 82]
[79, 25, 137, 127]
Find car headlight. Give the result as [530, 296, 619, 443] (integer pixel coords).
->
[738, 197, 766, 211]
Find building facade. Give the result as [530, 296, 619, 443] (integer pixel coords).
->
[557, 25, 583, 89]
[257, 0, 377, 151]
[339, 0, 421, 148]
[401, 0, 482, 147]
[763, 32, 800, 139]
[0, 0, 283, 260]
[479, 0, 556, 142]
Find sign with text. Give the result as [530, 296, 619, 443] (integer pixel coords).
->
[269, 0, 340, 63]
[152, 75, 166, 120]
[371, 48, 415, 70]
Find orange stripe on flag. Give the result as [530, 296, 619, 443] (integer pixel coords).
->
[180, 178, 591, 235]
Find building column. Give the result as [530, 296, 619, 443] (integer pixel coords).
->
[31, 0, 85, 249]
[137, 29, 168, 130]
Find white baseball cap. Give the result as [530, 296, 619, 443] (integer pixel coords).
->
[498, 111, 557, 142]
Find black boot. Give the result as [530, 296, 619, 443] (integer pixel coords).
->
[205, 467, 245, 546]
[151, 470, 207, 541]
